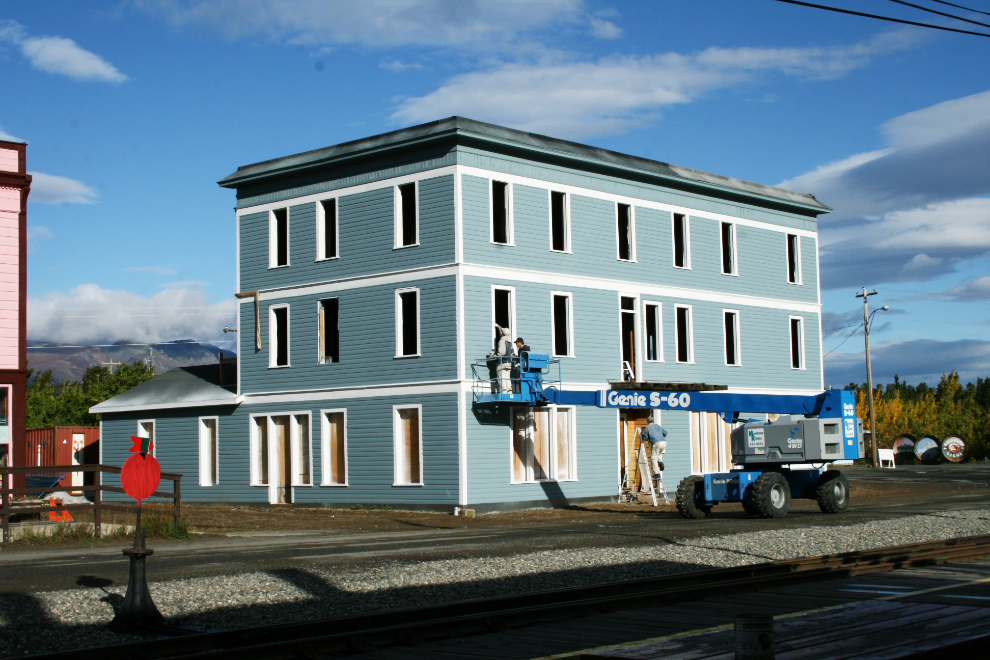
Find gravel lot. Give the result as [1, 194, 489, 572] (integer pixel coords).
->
[3, 509, 990, 658]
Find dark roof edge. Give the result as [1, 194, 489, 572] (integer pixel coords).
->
[218, 117, 831, 214]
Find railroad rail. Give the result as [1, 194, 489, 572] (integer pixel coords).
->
[16, 534, 990, 660]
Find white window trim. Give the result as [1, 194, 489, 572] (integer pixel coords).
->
[248, 413, 266, 486]
[672, 213, 692, 270]
[268, 207, 289, 269]
[643, 300, 664, 363]
[550, 290, 575, 358]
[198, 416, 219, 487]
[268, 303, 291, 368]
[489, 179, 514, 246]
[674, 303, 695, 364]
[136, 420, 156, 458]
[787, 234, 803, 285]
[491, 284, 517, 346]
[615, 203, 637, 262]
[320, 408, 348, 487]
[722, 309, 742, 367]
[618, 293, 640, 380]
[394, 287, 421, 358]
[789, 315, 806, 370]
[289, 412, 313, 487]
[393, 182, 420, 249]
[509, 405, 577, 484]
[393, 404, 424, 486]
[317, 297, 339, 365]
[720, 222, 739, 276]
[316, 198, 339, 261]
[548, 190, 572, 254]
[249, 412, 312, 487]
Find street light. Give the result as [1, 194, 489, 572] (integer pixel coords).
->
[855, 288, 888, 466]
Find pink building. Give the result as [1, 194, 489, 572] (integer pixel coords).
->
[0, 140, 30, 471]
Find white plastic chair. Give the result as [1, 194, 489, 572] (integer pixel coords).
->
[878, 448, 896, 469]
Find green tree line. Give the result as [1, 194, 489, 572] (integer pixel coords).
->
[26, 361, 156, 428]
[847, 371, 990, 460]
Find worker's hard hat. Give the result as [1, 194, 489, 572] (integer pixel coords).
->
[647, 415, 654, 422]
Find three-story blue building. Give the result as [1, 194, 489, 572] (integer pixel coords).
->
[93, 117, 829, 512]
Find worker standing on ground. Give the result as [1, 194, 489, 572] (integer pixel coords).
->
[496, 325, 513, 394]
[642, 414, 667, 475]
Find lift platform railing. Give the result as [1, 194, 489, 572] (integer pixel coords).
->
[472, 352, 562, 404]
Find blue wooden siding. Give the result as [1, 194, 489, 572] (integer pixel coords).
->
[463, 275, 822, 390]
[239, 174, 455, 293]
[239, 275, 457, 394]
[465, 394, 617, 506]
[101, 392, 460, 507]
[461, 175, 819, 305]
[456, 147, 820, 231]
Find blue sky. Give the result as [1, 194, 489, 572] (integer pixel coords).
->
[3, 0, 989, 387]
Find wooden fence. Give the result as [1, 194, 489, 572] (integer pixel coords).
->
[0, 464, 182, 543]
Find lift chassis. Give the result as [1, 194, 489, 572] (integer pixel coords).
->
[473, 353, 865, 519]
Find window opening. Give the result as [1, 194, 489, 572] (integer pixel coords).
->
[395, 407, 422, 485]
[673, 213, 689, 268]
[138, 420, 155, 458]
[724, 311, 740, 366]
[492, 180, 509, 244]
[676, 306, 692, 363]
[494, 288, 512, 347]
[617, 204, 633, 261]
[253, 417, 268, 485]
[721, 222, 735, 275]
[551, 191, 568, 252]
[319, 298, 339, 363]
[199, 418, 218, 486]
[787, 234, 800, 283]
[512, 407, 574, 483]
[323, 411, 346, 485]
[320, 199, 337, 259]
[790, 317, 804, 369]
[644, 303, 662, 361]
[272, 208, 288, 267]
[552, 294, 571, 357]
[398, 183, 417, 246]
[620, 296, 636, 381]
[272, 306, 289, 367]
[397, 290, 419, 357]
[292, 414, 311, 486]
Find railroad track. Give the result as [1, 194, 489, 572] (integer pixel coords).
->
[18, 534, 990, 660]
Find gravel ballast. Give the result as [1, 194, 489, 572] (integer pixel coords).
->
[3, 509, 990, 657]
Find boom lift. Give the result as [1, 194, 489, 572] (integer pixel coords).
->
[473, 353, 864, 519]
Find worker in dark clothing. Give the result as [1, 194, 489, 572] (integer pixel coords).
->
[641, 414, 667, 474]
[511, 338, 530, 393]
[514, 338, 531, 353]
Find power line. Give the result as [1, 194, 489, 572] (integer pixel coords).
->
[771, 0, 990, 36]
[823, 326, 861, 358]
[888, 0, 990, 29]
[932, 0, 990, 17]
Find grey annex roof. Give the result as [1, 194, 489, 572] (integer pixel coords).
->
[90, 365, 237, 414]
[218, 116, 830, 214]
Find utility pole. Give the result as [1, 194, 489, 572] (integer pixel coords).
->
[856, 288, 879, 467]
[100, 359, 121, 374]
[145, 348, 161, 375]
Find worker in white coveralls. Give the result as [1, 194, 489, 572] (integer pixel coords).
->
[495, 325, 514, 394]
[641, 414, 667, 475]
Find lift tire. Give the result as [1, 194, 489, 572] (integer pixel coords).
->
[816, 470, 849, 514]
[742, 485, 759, 516]
[675, 475, 711, 519]
[752, 472, 791, 518]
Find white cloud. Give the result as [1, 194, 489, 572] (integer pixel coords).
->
[390, 32, 920, 139]
[125, 265, 179, 276]
[159, 280, 211, 288]
[27, 225, 52, 252]
[943, 277, 990, 302]
[135, 0, 584, 49]
[0, 20, 128, 83]
[588, 17, 622, 39]
[28, 284, 235, 345]
[380, 58, 425, 73]
[901, 253, 942, 273]
[28, 171, 99, 204]
[0, 125, 25, 143]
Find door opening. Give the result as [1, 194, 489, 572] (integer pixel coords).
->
[271, 415, 292, 504]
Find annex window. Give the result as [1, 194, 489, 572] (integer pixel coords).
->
[724, 310, 741, 366]
[644, 302, 663, 362]
[290, 414, 312, 486]
[319, 298, 339, 364]
[550, 191, 570, 252]
[512, 407, 576, 483]
[269, 304, 290, 367]
[787, 234, 802, 284]
[321, 410, 347, 486]
[137, 420, 155, 458]
[673, 213, 690, 268]
[250, 416, 268, 486]
[721, 222, 737, 275]
[491, 180, 512, 245]
[675, 304, 693, 363]
[317, 198, 338, 260]
[617, 203, 635, 261]
[790, 316, 805, 369]
[270, 207, 289, 268]
[395, 288, 420, 358]
[492, 286, 515, 349]
[394, 405, 422, 486]
[551, 292, 574, 357]
[395, 182, 418, 247]
[198, 417, 219, 486]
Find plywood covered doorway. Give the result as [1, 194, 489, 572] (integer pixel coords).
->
[271, 415, 291, 504]
[690, 411, 732, 475]
[619, 409, 653, 491]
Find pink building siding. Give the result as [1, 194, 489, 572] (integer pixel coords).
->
[0, 179, 19, 371]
